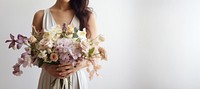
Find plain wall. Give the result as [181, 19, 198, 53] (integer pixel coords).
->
[0, 0, 200, 89]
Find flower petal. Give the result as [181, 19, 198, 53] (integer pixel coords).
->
[8, 41, 15, 49]
[17, 43, 23, 49]
[10, 34, 15, 40]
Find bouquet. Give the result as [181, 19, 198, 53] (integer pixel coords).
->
[5, 23, 107, 88]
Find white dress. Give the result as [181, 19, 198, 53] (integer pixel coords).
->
[37, 9, 88, 89]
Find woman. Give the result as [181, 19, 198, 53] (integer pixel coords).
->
[32, 0, 97, 89]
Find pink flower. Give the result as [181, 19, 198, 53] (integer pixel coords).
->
[16, 34, 28, 49]
[79, 41, 90, 54]
[98, 47, 107, 60]
[39, 38, 53, 49]
[50, 53, 59, 62]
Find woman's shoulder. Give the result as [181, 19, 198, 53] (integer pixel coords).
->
[33, 10, 45, 19]
[32, 9, 45, 32]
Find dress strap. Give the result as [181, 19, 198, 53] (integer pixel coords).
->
[42, 9, 57, 31]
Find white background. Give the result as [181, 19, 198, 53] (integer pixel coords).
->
[0, 0, 200, 89]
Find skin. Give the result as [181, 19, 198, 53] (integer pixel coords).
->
[32, 0, 97, 79]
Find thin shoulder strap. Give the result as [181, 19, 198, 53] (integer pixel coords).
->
[42, 9, 47, 29]
[42, 9, 56, 31]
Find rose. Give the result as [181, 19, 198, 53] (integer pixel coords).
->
[28, 36, 37, 44]
[39, 38, 53, 49]
[50, 53, 59, 62]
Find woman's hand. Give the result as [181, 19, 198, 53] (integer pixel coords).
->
[57, 60, 88, 77]
[42, 64, 65, 79]
[42, 60, 88, 79]
[57, 63, 75, 78]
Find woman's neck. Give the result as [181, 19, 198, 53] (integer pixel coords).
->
[53, 0, 71, 11]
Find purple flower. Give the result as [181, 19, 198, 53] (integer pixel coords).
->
[5, 34, 16, 49]
[62, 23, 67, 32]
[16, 34, 28, 49]
[21, 47, 31, 59]
[12, 63, 23, 76]
[59, 53, 70, 64]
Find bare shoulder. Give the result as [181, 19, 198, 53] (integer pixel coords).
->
[32, 10, 44, 32]
[87, 12, 97, 39]
[88, 12, 96, 24]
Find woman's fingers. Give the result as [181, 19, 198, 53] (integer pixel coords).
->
[60, 69, 74, 77]
[57, 65, 74, 72]
[44, 63, 77, 78]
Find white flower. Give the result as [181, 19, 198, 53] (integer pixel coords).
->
[50, 26, 62, 41]
[77, 28, 87, 40]
[38, 50, 47, 59]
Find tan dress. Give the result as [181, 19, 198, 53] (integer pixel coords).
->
[37, 9, 88, 89]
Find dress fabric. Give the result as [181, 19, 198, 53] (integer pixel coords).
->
[37, 9, 88, 89]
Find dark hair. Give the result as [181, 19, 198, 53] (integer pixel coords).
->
[70, 0, 92, 30]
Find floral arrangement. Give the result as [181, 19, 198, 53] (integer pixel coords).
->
[5, 24, 107, 80]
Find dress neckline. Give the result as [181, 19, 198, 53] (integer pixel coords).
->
[48, 8, 75, 26]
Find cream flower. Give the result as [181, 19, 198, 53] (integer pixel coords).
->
[66, 34, 73, 38]
[50, 26, 62, 41]
[50, 53, 59, 62]
[43, 32, 51, 39]
[38, 50, 47, 59]
[98, 35, 105, 42]
[67, 24, 74, 33]
[52, 25, 62, 34]
[28, 36, 37, 44]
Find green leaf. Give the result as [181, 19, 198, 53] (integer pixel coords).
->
[74, 27, 78, 33]
[76, 38, 81, 42]
[73, 33, 78, 38]
[88, 47, 95, 57]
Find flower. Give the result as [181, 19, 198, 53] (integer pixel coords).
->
[50, 26, 62, 41]
[98, 35, 105, 42]
[77, 28, 87, 40]
[98, 47, 107, 60]
[39, 38, 53, 49]
[79, 40, 90, 54]
[43, 32, 51, 39]
[6, 23, 107, 81]
[67, 24, 74, 33]
[5, 34, 16, 49]
[28, 36, 37, 44]
[16, 34, 28, 49]
[12, 63, 23, 76]
[50, 53, 59, 62]
[38, 50, 47, 59]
